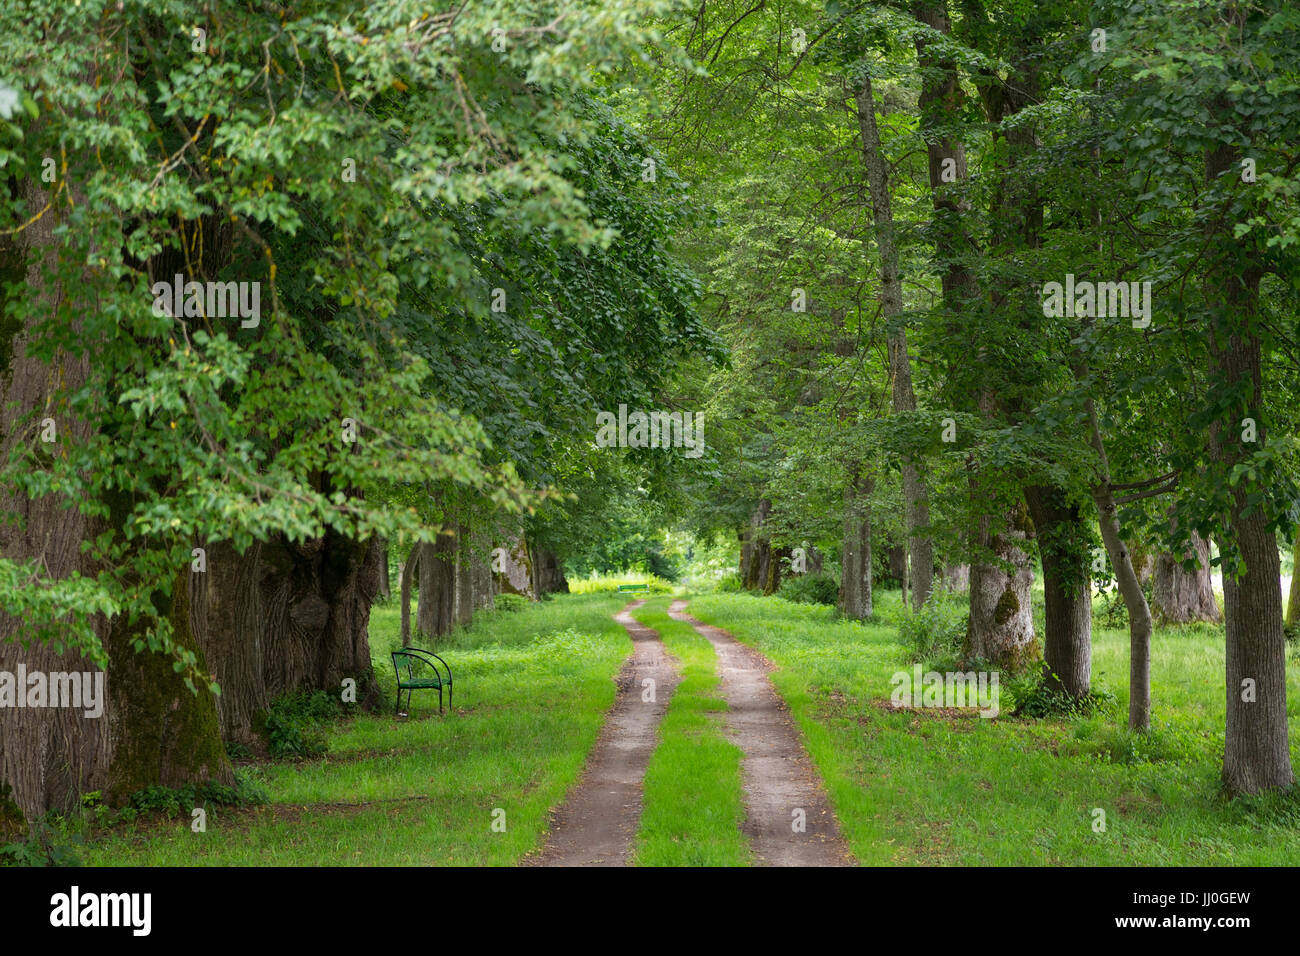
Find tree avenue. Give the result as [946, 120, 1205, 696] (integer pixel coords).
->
[0, 0, 1297, 870]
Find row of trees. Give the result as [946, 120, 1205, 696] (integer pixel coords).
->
[0, 1, 718, 826]
[643, 0, 1300, 795]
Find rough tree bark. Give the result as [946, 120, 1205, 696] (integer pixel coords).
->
[400, 542, 419, 647]
[417, 529, 456, 640]
[496, 534, 535, 599]
[965, 500, 1036, 670]
[1024, 486, 1093, 699]
[1205, 135, 1292, 795]
[258, 529, 381, 702]
[0, 178, 110, 823]
[741, 500, 774, 592]
[1152, 524, 1220, 624]
[854, 71, 934, 611]
[105, 563, 235, 804]
[839, 470, 874, 620]
[471, 524, 497, 610]
[454, 524, 474, 626]
[193, 540, 267, 748]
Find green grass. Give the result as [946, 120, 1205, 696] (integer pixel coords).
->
[685, 589, 1300, 865]
[75, 592, 632, 866]
[58, 584, 1300, 867]
[630, 597, 750, 866]
[566, 571, 676, 594]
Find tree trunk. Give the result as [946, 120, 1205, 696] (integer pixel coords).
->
[417, 530, 457, 640]
[377, 540, 390, 599]
[472, 524, 497, 610]
[194, 540, 267, 748]
[533, 548, 569, 596]
[741, 500, 772, 591]
[763, 545, 789, 595]
[496, 534, 535, 599]
[1152, 527, 1220, 624]
[1204, 137, 1292, 794]
[455, 524, 474, 625]
[1024, 485, 1092, 699]
[942, 563, 970, 592]
[400, 543, 418, 647]
[965, 499, 1036, 670]
[259, 530, 380, 702]
[854, 72, 934, 611]
[0, 178, 110, 823]
[1078, 387, 1155, 730]
[106, 565, 235, 804]
[887, 545, 907, 587]
[839, 471, 873, 620]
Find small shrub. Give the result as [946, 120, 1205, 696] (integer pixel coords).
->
[777, 572, 839, 606]
[260, 690, 340, 759]
[716, 572, 745, 593]
[898, 589, 967, 664]
[1006, 667, 1115, 719]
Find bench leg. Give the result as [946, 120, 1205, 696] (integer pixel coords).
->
[438, 686, 443, 716]
[395, 688, 400, 716]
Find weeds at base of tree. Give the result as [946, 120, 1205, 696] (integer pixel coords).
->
[1007, 669, 1116, 720]
[898, 589, 968, 664]
[62, 774, 272, 838]
[776, 572, 839, 606]
[492, 593, 530, 614]
[1219, 783, 1300, 826]
[0, 776, 270, 866]
[259, 689, 352, 759]
[0, 820, 82, 867]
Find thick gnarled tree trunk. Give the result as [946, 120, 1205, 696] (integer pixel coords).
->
[259, 530, 381, 703]
[1152, 528, 1220, 624]
[106, 566, 235, 804]
[0, 179, 110, 823]
[966, 499, 1036, 670]
[193, 540, 267, 748]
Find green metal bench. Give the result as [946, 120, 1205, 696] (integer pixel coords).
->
[391, 647, 454, 716]
[617, 583, 650, 595]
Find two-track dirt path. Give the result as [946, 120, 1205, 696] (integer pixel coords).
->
[668, 599, 854, 866]
[529, 600, 680, 866]
[531, 597, 853, 867]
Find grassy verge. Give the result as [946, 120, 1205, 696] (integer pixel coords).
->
[685, 590, 1300, 866]
[74, 592, 631, 866]
[631, 597, 750, 866]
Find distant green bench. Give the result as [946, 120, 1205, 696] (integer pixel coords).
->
[391, 647, 454, 716]
[618, 583, 650, 595]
